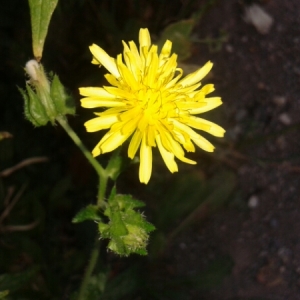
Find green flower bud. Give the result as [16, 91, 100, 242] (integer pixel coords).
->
[19, 59, 75, 127]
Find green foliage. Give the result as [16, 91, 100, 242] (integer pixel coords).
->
[157, 19, 195, 61]
[28, 0, 59, 60]
[72, 204, 102, 223]
[19, 64, 75, 127]
[98, 187, 155, 256]
[2, 0, 239, 299]
[50, 74, 76, 117]
[19, 84, 50, 127]
[105, 148, 130, 181]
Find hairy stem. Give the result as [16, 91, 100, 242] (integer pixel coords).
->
[56, 116, 106, 179]
[57, 116, 109, 299]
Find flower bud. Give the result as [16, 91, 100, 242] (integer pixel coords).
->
[19, 59, 75, 127]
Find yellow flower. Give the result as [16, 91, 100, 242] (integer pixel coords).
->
[80, 28, 225, 184]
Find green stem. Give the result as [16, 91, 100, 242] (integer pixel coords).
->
[77, 239, 101, 300]
[56, 116, 106, 179]
[57, 116, 109, 300]
[98, 175, 108, 207]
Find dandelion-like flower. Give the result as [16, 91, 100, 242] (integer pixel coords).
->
[80, 28, 225, 184]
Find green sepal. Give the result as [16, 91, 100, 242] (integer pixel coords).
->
[50, 74, 75, 116]
[72, 204, 102, 223]
[18, 85, 49, 127]
[28, 0, 59, 60]
[36, 85, 57, 124]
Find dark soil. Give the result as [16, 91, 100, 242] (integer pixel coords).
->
[169, 1, 300, 299]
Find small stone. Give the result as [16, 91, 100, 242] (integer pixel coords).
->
[244, 4, 274, 34]
[273, 96, 287, 106]
[278, 113, 292, 125]
[248, 195, 259, 208]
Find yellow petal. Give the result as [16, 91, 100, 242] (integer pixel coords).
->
[80, 98, 126, 108]
[128, 130, 142, 159]
[139, 134, 152, 184]
[200, 83, 215, 95]
[116, 54, 139, 89]
[139, 28, 151, 49]
[91, 139, 103, 157]
[171, 119, 215, 152]
[128, 41, 142, 69]
[100, 130, 130, 154]
[178, 61, 213, 87]
[146, 126, 157, 147]
[89, 44, 120, 78]
[104, 86, 135, 100]
[188, 97, 222, 114]
[84, 115, 118, 132]
[183, 116, 225, 137]
[192, 135, 215, 152]
[159, 40, 172, 63]
[79, 87, 115, 98]
[156, 134, 178, 173]
[104, 74, 120, 87]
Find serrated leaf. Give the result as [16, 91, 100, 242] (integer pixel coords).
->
[114, 194, 145, 210]
[72, 205, 102, 223]
[28, 0, 59, 59]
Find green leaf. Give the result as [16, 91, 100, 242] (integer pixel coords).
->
[105, 148, 122, 181]
[157, 19, 195, 61]
[113, 194, 145, 210]
[157, 170, 236, 232]
[50, 74, 75, 116]
[72, 205, 102, 223]
[0, 267, 38, 292]
[28, 0, 59, 60]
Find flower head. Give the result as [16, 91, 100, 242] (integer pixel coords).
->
[80, 28, 225, 184]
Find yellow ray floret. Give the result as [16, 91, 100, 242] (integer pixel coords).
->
[79, 28, 225, 184]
